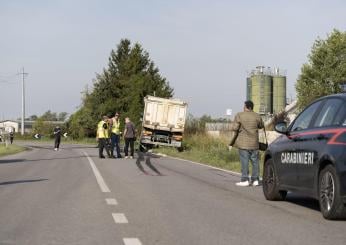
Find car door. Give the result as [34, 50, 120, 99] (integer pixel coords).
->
[296, 98, 344, 192]
[276, 100, 323, 189]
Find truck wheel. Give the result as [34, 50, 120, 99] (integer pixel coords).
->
[177, 146, 184, 152]
[262, 159, 287, 201]
[318, 165, 346, 219]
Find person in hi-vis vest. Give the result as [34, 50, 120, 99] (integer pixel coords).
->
[110, 112, 122, 158]
[96, 116, 112, 158]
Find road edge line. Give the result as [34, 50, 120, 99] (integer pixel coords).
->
[155, 154, 241, 176]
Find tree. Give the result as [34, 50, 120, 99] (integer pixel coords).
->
[41, 110, 58, 121]
[28, 115, 38, 121]
[68, 39, 174, 138]
[58, 112, 68, 121]
[296, 29, 346, 109]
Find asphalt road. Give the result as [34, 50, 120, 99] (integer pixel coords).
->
[0, 142, 345, 245]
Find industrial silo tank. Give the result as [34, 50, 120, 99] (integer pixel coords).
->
[246, 77, 252, 101]
[272, 76, 286, 114]
[251, 74, 273, 114]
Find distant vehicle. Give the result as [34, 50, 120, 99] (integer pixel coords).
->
[140, 96, 187, 150]
[262, 93, 346, 219]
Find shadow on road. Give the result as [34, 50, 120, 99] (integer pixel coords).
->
[286, 194, 320, 212]
[26, 145, 97, 150]
[136, 151, 163, 176]
[0, 156, 86, 164]
[0, 178, 48, 186]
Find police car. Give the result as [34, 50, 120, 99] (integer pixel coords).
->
[262, 93, 346, 219]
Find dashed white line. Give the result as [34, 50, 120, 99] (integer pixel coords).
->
[82, 150, 110, 193]
[106, 198, 118, 205]
[112, 213, 128, 223]
[123, 238, 142, 245]
[82, 151, 141, 244]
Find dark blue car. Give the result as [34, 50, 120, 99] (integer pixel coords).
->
[262, 93, 346, 219]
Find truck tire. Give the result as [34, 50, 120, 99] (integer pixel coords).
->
[318, 165, 346, 220]
[262, 159, 287, 201]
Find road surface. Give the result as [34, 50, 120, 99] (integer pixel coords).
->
[0, 142, 345, 245]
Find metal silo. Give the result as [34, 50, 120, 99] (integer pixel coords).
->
[251, 66, 273, 115]
[272, 68, 287, 114]
[246, 77, 252, 101]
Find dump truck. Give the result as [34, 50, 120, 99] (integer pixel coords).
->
[140, 96, 188, 149]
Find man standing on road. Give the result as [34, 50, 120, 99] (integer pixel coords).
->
[9, 127, 15, 144]
[53, 126, 61, 151]
[123, 117, 136, 159]
[110, 112, 122, 158]
[97, 116, 112, 159]
[230, 100, 264, 187]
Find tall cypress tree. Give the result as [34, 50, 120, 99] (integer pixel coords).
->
[68, 39, 174, 138]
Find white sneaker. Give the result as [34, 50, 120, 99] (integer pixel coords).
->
[125, 156, 129, 159]
[130, 156, 134, 159]
[54, 148, 58, 151]
[236, 180, 250, 187]
[252, 180, 259, 186]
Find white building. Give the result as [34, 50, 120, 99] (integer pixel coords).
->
[0, 120, 19, 133]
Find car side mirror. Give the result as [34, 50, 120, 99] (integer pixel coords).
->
[275, 122, 288, 134]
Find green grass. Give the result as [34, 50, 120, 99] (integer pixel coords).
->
[153, 133, 264, 174]
[0, 144, 26, 157]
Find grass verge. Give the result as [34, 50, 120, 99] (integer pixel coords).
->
[0, 144, 26, 157]
[153, 133, 264, 174]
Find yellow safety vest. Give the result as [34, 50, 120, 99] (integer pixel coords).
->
[111, 119, 120, 134]
[97, 120, 109, 138]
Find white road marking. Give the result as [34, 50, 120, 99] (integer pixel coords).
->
[82, 151, 110, 193]
[159, 155, 241, 176]
[112, 213, 128, 223]
[123, 238, 142, 245]
[106, 198, 118, 205]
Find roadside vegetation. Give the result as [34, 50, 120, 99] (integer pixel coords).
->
[152, 115, 264, 173]
[0, 144, 26, 157]
[153, 133, 242, 172]
[153, 133, 265, 174]
[296, 29, 346, 109]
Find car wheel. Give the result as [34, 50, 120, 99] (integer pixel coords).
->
[318, 165, 346, 219]
[263, 158, 287, 201]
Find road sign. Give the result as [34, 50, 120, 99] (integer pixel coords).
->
[34, 134, 41, 139]
[226, 109, 232, 116]
[63, 133, 68, 138]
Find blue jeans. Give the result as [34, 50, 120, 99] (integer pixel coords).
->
[238, 149, 259, 182]
[111, 133, 122, 158]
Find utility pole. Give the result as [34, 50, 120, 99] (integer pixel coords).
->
[18, 67, 28, 135]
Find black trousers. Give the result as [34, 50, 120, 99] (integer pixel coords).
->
[124, 138, 135, 157]
[54, 137, 61, 149]
[99, 138, 111, 157]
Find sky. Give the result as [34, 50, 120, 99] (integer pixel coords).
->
[0, 0, 345, 120]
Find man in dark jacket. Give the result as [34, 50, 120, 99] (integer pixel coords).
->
[230, 100, 264, 187]
[53, 126, 62, 151]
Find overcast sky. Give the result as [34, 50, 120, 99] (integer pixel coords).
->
[0, 0, 345, 120]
